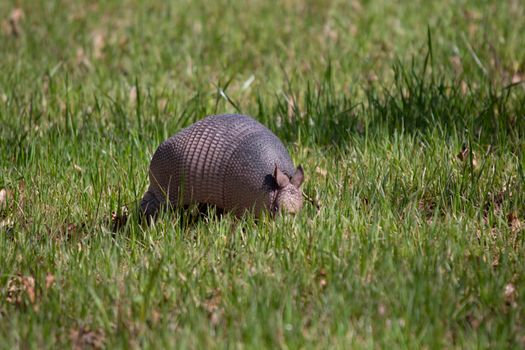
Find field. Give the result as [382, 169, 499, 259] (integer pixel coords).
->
[1, 0, 524, 348]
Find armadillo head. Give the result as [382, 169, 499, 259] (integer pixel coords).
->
[272, 165, 305, 215]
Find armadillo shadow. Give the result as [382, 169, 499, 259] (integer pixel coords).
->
[134, 201, 266, 231]
[136, 202, 223, 226]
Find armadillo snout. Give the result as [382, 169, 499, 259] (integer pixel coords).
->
[274, 184, 304, 215]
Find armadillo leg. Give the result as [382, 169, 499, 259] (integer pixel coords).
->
[140, 189, 161, 221]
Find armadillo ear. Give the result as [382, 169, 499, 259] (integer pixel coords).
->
[274, 165, 290, 188]
[291, 165, 304, 188]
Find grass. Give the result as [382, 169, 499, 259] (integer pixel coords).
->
[1, 0, 524, 348]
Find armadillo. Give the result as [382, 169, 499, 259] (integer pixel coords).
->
[140, 114, 304, 219]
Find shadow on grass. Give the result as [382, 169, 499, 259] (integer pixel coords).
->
[258, 60, 525, 150]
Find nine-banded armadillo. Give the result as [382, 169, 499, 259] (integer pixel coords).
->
[140, 114, 304, 219]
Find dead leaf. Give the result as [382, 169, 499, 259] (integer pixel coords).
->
[504, 283, 517, 307]
[67, 223, 77, 232]
[378, 303, 386, 316]
[150, 309, 161, 325]
[203, 289, 223, 327]
[178, 272, 187, 283]
[323, 23, 338, 42]
[356, 120, 365, 134]
[0, 188, 12, 211]
[6, 276, 23, 304]
[512, 73, 524, 84]
[466, 314, 481, 330]
[463, 9, 482, 21]
[468, 23, 479, 36]
[157, 98, 168, 111]
[418, 198, 437, 220]
[3, 8, 24, 37]
[450, 56, 462, 72]
[111, 206, 128, 232]
[6, 275, 35, 305]
[287, 95, 297, 120]
[23, 276, 36, 304]
[45, 274, 55, 289]
[210, 307, 224, 327]
[315, 167, 327, 177]
[367, 73, 379, 83]
[58, 222, 86, 241]
[350, 0, 362, 12]
[129, 86, 137, 106]
[302, 190, 321, 212]
[92, 31, 106, 59]
[508, 212, 522, 233]
[76, 48, 93, 70]
[70, 326, 105, 350]
[461, 81, 469, 95]
[456, 144, 479, 168]
[0, 218, 14, 232]
[317, 269, 328, 289]
[118, 35, 129, 49]
[457, 144, 469, 161]
[349, 23, 358, 36]
[18, 180, 25, 214]
[203, 289, 221, 313]
[483, 189, 511, 219]
[492, 253, 500, 268]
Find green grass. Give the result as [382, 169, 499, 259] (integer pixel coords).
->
[1, 0, 524, 348]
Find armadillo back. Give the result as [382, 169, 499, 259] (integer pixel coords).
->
[144, 114, 295, 216]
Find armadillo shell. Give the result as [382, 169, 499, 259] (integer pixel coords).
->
[142, 114, 296, 217]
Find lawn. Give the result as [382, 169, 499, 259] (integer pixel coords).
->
[1, 0, 524, 348]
